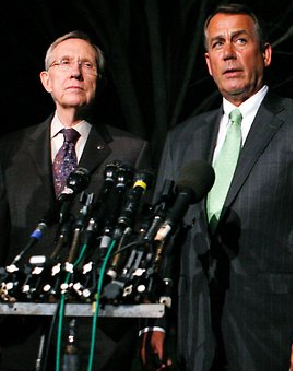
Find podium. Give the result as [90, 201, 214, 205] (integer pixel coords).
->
[0, 301, 165, 318]
[0, 301, 165, 371]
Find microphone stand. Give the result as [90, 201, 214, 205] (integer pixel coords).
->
[60, 192, 94, 299]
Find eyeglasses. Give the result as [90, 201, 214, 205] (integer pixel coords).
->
[49, 59, 97, 75]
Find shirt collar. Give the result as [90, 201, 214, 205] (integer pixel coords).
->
[223, 85, 269, 120]
[50, 114, 92, 138]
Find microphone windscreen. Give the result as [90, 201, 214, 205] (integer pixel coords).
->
[176, 160, 215, 203]
[66, 167, 91, 194]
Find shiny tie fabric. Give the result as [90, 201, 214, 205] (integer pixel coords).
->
[207, 109, 242, 228]
[52, 128, 80, 197]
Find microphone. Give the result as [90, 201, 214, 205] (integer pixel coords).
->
[58, 167, 91, 224]
[155, 160, 215, 241]
[114, 169, 154, 239]
[154, 160, 215, 307]
[77, 161, 122, 254]
[103, 169, 154, 291]
[90, 160, 121, 223]
[99, 160, 121, 198]
[9, 203, 61, 266]
[98, 164, 134, 250]
[143, 179, 175, 242]
[10, 168, 91, 266]
[66, 192, 95, 266]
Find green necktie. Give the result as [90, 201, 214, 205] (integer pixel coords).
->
[207, 108, 242, 228]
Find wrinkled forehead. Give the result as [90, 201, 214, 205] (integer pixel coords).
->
[50, 38, 98, 62]
[207, 13, 257, 39]
[208, 13, 255, 32]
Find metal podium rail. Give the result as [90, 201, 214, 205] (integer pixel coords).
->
[0, 302, 165, 318]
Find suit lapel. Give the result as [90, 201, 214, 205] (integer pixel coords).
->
[184, 109, 221, 163]
[224, 94, 285, 208]
[205, 110, 222, 163]
[26, 118, 54, 200]
[25, 119, 113, 203]
[184, 109, 221, 226]
[79, 125, 111, 173]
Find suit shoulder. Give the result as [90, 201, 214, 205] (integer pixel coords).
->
[279, 96, 293, 113]
[0, 121, 48, 145]
[264, 93, 293, 114]
[0, 121, 49, 163]
[106, 124, 148, 144]
[167, 109, 218, 139]
[0, 124, 37, 149]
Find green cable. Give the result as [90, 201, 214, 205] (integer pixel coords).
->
[56, 289, 66, 371]
[56, 243, 88, 371]
[87, 239, 117, 371]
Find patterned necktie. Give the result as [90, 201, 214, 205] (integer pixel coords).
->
[52, 128, 80, 198]
[207, 109, 242, 229]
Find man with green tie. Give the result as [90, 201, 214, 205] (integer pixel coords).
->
[140, 3, 293, 371]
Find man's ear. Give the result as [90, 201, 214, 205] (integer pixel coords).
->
[40, 71, 52, 93]
[204, 52, 213, 76]
[263, 42, 272, 67]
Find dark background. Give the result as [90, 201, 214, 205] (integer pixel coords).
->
[2, 0, 293, 168]
[1, 2, 293, 369]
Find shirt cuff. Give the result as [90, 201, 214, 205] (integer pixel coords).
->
[139, 326, 166, 336]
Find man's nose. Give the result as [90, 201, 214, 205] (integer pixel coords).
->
[70, 61, 83, 77]
[223, 42, 237, 60]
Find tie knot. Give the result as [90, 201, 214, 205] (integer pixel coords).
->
[228, 109, 242, 125]
[61, 129, 80, 144]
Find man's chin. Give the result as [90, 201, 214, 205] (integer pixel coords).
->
[223, 83, 252, 96]
[61, 100, 88, 108]
[220, 85, 255, 103]
[224, 84, 246, 94]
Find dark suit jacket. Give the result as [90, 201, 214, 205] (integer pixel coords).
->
[0, 116, 150, 370]
[155, 93, 293, 371]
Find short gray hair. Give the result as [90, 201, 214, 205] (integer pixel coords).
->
[203, 3, 267, 51]
[44, 30, 105, 77]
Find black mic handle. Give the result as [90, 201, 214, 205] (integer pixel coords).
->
[67, 228, 82, 265]
[144, 214, 164, 242]
[11, 221, 47, 265]
[63, 192, 95, 265]
[107, 227, 132, 279]
[164, 191, 193, 228]
[81, 218, 97, 246]
[117, 186, 145, 229]
[103, 186, 128, 231]
[50, 219, 73, 262]
[59, 199, 73, 225]
[11, 238, 38, 265]
[103, 248, 141, 302]
[96, 160, 121, 200]
[115, 169, 154, 238]
[157, 247, 175, 308]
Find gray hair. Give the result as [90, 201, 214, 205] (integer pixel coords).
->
[203, 3, 267, 51]
[44, 30, 105, 77]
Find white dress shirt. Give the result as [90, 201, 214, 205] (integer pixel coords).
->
[50, 114, 92, 163]
[213, 85, 269, 161]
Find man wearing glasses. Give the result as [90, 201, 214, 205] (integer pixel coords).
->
[0, 30, 150, 371]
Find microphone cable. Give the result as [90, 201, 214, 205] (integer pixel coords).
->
[37, 300, 61, 371]
[86, 238, 118, 371]
[53, 238, 118, 371]
[55, 242, 88, 371]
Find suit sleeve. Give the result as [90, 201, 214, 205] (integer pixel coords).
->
[134, 140, 152, 171]
[153, 132, 176, 201]
[0, 158, 10, 266]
